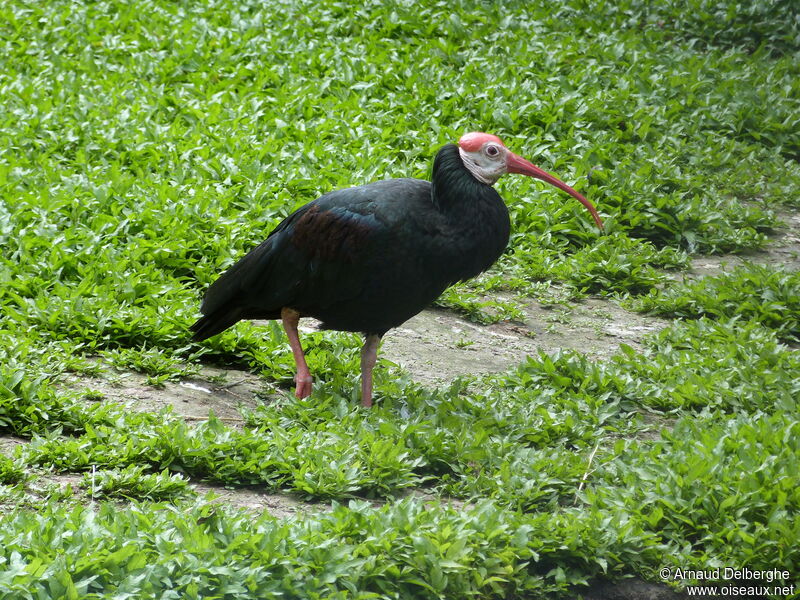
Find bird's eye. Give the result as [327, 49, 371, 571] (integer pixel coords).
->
[485, 144, 500, 157]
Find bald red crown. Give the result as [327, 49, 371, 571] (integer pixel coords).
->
[458, 132, 505, 152]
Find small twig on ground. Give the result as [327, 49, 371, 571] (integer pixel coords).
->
[217, 378, 249, 390]
[181, 416, 246, 423]
[90, 465, 97, 506]
[574, 441, 601, 506]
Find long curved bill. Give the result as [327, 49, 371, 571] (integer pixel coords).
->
[506, 152, 603, 230]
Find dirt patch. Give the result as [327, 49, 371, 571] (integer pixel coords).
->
[61, 361, 273, 423]
[192, 482, 322, 519]
[689, 209, 800, 278]
[381, 297, 669, 385]
[0, 435, 26, 457]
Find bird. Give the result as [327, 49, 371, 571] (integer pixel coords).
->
[191, 132, 603, 407]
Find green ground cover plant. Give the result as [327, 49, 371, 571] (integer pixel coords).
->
[1, 0, 798, 597]
[82, 465, 194, 501]
[633, 263, 800, 342]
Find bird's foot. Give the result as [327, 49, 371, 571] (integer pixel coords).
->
[294, 374, 312, 399]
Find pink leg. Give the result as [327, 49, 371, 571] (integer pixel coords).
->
[281, 308, 312, 399]
[360, 334, 381, 407]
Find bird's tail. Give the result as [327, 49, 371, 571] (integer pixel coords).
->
[190, 308, 242, 342]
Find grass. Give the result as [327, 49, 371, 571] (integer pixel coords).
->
[632, 263, 800, 342]
[1, 0, 799, 597]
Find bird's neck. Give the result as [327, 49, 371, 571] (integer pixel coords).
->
[430, 144, 499, 212]
[427, 144, 511, 282]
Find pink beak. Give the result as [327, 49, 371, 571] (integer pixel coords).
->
[506, 152, 603, 230]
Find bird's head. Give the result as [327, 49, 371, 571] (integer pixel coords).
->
[457, 132, 603, 229]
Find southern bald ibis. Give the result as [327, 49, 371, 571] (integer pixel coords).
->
[191, 132, 602, 406]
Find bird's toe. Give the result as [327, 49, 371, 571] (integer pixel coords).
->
[295, 375, 313, 399]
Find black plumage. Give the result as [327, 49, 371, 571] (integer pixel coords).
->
[192, 133, 601, 406]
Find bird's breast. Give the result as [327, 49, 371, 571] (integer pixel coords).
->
[434, 198, 511, 284]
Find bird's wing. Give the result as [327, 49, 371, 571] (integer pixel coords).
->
[200, 193, 385, 321]
[258, 198, 386, 310]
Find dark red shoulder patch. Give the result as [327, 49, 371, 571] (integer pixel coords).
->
[291, 204, 373, 262]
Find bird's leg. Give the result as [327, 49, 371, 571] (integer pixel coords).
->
[281, 307, 312, 399]
[360, 334, 381, 407]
